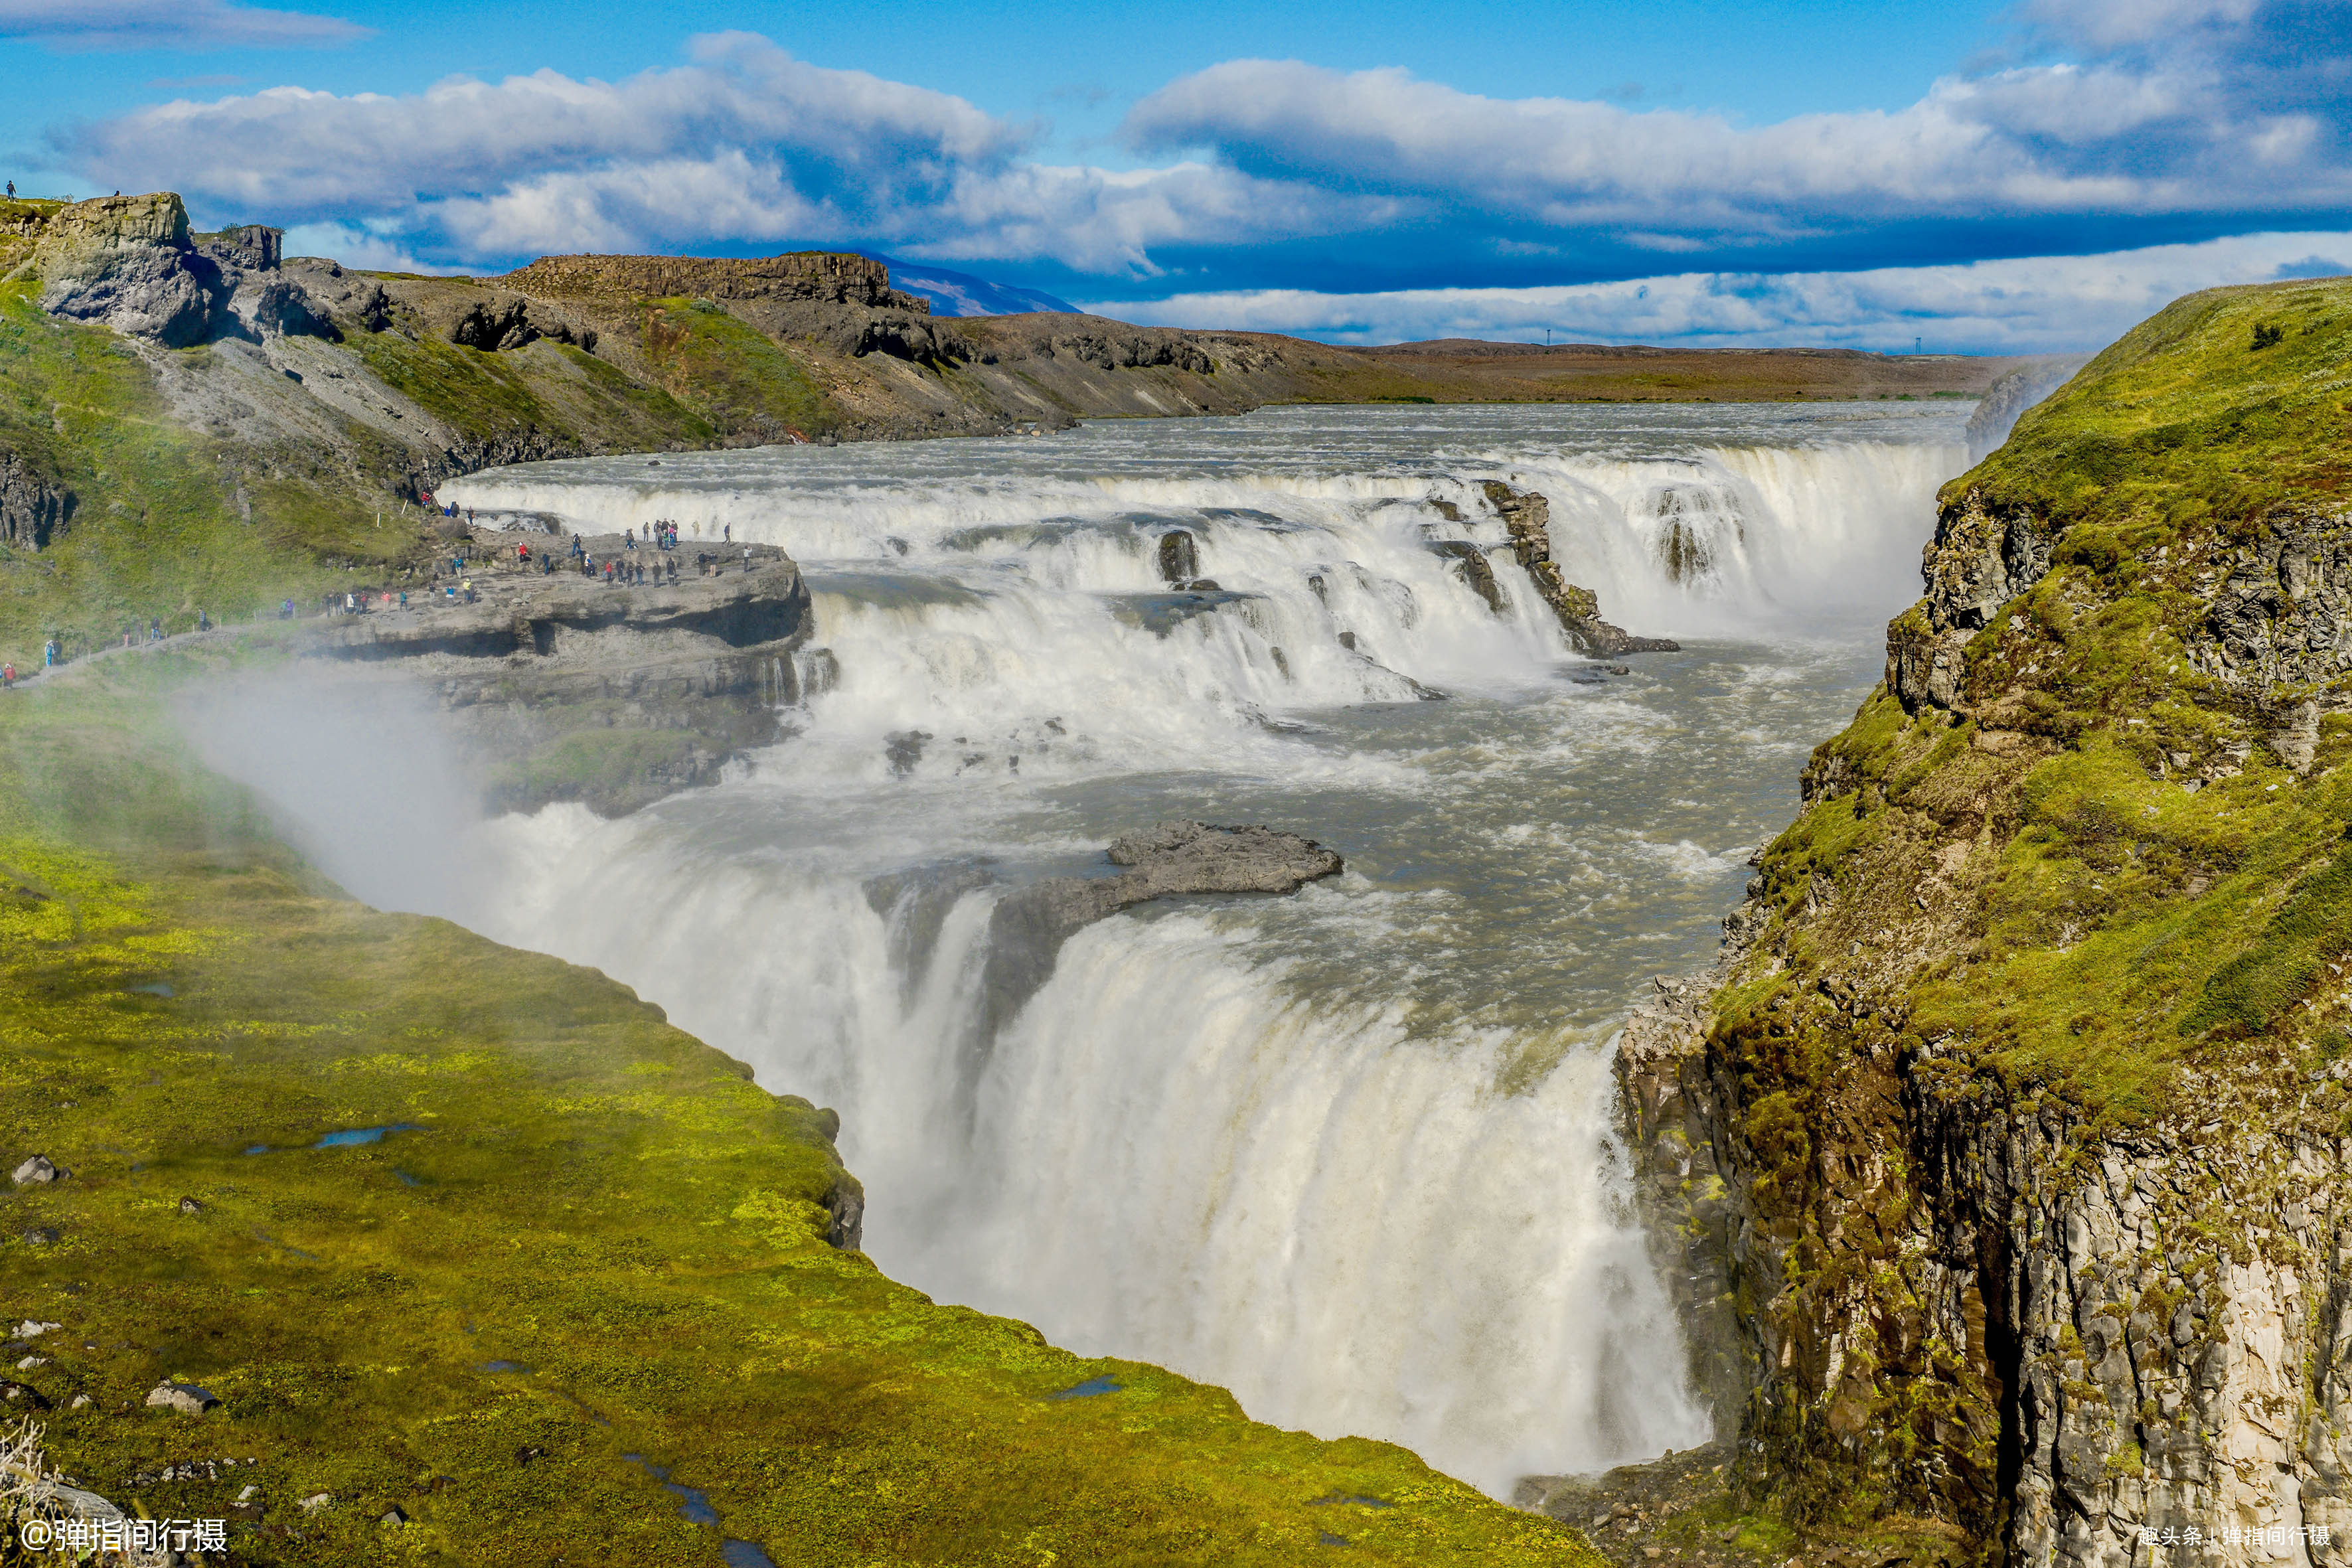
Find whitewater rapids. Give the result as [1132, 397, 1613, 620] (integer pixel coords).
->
[281, 402, 1970, 1495]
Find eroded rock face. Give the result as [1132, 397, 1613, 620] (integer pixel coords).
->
[1481, 481, 1680, 655]
[1891, 489, 2055, 715]
[28, 194, 330, 348]
[0, 452, 72, 552]
[32, 193, 225, 347]
[2195, 512, 2352, 694]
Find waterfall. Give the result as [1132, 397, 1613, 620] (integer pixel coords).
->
[217, 403, 1970, 1497]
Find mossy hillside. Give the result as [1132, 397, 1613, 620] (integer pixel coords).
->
[345, 312, 722, 457]
[1740, 274, 2352, 1122]
[635, 297, 842, 439]
[0, 666, 1599, 1567]
[0, 282, 378, 672]
[1689, 275, 2352, 1536]
[1964, 275, 2352, 538]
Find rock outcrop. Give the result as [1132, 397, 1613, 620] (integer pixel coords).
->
[15, 193, 330, 349]
[1481, 481, 1680, 655]
[0, 452, 72, 552]
[304, 547, 814, 813]
[979, 822, 1344, 1039]
[25, 193, 228, 347]
[501, 250, 930, 313]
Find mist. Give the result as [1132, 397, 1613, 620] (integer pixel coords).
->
[177, 666, 488, 921]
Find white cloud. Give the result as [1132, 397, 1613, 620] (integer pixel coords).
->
[1122, 52, 2348, 230]
[1081, 231, 2352, 353]
[0, 0, 366, 50]
[66, 33, 1342, 274]
[47, 9, 2352, 325]
[277, 223, 469, 275]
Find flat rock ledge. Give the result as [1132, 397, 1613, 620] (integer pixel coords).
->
[975, 823, 1343, 1036]
[1023, 821, 1343, 934]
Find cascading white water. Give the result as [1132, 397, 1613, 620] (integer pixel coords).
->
[254, 402, 1967, 1496]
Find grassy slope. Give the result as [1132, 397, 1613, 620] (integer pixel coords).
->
[346, 313, 722, 456]
[1699, 275, 2352, 1529]
[0, 282, 353, 670]
[1764, 274, 2352, 1117]
[0, 661, 1596, 1568]
[632, 297, 840, 439]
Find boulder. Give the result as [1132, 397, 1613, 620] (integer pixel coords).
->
[231, 275, 335, 340]
[446, 294, 538, 351]
[11, 1153, 58, 1186]
[29, 193, 226, 347]
[145, 1379, 220, 1415]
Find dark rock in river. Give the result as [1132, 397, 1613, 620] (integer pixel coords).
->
[978, 821, 1344, 1045]
[1481, 480, 1679, 655]
[1158, 529, 1200, 584]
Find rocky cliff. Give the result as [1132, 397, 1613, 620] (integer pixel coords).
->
[1616, 275, 2352, 1566]
[293, 544, 814, 814]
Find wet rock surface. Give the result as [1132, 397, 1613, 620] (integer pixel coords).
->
[1481, 481, 1680, 655]
[979, 823, 1343, 1040]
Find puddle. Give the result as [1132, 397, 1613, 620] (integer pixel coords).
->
[1046, 1376, 1123, 1401]
[128, 983, 175, 998]
[621, 1454, 776, 1563]
[241, 1145, 268, 1156]
[480, 1361, 532, 1374]
[314, 1123, 422, 1148]
[1309, 1492, 1397, 1510]
[621, 1456, 716, 1524]
[392, 1170, 422, 1187]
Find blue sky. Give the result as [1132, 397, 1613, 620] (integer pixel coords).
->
[3, 0, 2349, 351]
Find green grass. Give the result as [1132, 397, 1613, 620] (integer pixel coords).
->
[0, 283, 358, 671]
[636, 298, 842, 440]
[1956, 274, 2352, 536]
[0, 663, 1600, 1567]
[348, 328, 718, 453]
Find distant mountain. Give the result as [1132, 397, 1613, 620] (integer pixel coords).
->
[869, 256, 1075, 317]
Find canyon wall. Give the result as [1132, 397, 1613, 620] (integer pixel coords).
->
[1620, 274, 2352, 1565]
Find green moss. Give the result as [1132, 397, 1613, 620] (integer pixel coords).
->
[1955, 275, 2352, 537]
[0, 283, 356, 669]
[489, 727, 704, 811]
[0, 666, 1597, 1566]
[636, 298, 842, 439]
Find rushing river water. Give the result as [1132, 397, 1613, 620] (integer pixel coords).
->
[337, 402, 1963, 1494]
